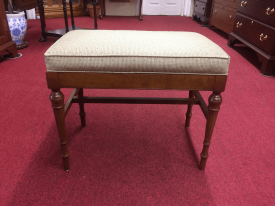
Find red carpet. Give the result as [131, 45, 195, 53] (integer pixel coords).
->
[1, 16, 275, 205]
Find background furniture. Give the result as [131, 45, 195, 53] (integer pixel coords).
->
[4, 0, 37, 20]
[0, 0, 18, 58]
[228, 0, 275, 76]
[101, 0, 143, 20]
[4, 0, 37, 11]
[36, 0, 87, 19]
[192, 0, 213, 27]
[209, 0, 238, 34]
[37, 0, 100, 42]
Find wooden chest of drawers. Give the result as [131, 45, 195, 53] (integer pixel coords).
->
[4, 0, 37, 11]
[228, 0, 275, 76]
[209, 0, 239, 34]
[0, 0, 18, 58]
[192, 0, 213, 27]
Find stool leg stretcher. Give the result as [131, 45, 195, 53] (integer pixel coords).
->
[50, 88, 222, 171]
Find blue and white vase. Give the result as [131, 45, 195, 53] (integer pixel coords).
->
[6, 11, 28, 49]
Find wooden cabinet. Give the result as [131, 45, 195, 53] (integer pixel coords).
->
[228, 0, 275, 76]
[192, 0, 213, 27]
[4, 0, 37, 11]
[209, 0, 238, 34]
[0, 0, 18, 58]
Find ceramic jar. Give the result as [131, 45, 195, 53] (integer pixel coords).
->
[6, 12, 28, 48]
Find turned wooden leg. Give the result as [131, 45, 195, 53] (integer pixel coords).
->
[78, 88, 86, 127]
[50, 90, 70, 171]
[199, 93, 222, 171]
[185, 90, 194, 128]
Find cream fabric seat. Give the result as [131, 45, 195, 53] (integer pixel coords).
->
[45, 30, 230, 75]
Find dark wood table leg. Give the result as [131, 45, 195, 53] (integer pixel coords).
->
[69, 0, 75, 30]
[99, 0, 104, 19]
[62, 0, 69, 33]
[139, 0, 143, 20]
[78, 89, 86, 126]
[199, 92, 222, 171]
[103, 0, 106, 17]
[37, 0, 47, 42]
[185, 91, 194, 128]
[50, 90, 70, 171]
[92, 0, 98, 29]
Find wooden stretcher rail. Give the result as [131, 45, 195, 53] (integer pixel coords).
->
[193, 90, 208, 118]
[64, 88, 79, 117]
[71, 96, 200, 105]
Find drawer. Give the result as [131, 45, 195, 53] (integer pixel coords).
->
[233, 14, 275, 55]
[211, 3, 237, 30]
[210, 18, 233, 34]
[237, 0, 275, 27]
[12, 0, 37, 11]
[198, 0, 208, 3]
[214, 0, 238, 9]
[194, 1, 207, 16]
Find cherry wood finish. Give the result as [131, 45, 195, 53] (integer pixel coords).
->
[209, 0, 238, 34]
[228, 0, 275, 76]
[0, 0, 18, 58]
[50, 90, 70, 171]
[199, 92, 222, 170]
[47, 71, 227, 171]
[193, 0, 213, 27]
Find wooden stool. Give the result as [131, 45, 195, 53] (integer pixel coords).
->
[45, 30, 230, 171]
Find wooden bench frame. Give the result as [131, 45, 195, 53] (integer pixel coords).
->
[47, 72, 227, 171]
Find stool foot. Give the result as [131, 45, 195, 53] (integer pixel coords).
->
[50, 90, 70, 171]
[78, 88, 86, 127]
[199, 92, 222, 170]
[185, 90, 194, 128]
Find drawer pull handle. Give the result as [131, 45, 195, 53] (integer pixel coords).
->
[214, 10, 217, 14]
[266, 8, 274, 16]
[229, 15, 232, 21]
[241, 1, 247, 7]
[251, 21, 253, 25]
[260, 33, 268, 41]
[236, 22, 242, 28]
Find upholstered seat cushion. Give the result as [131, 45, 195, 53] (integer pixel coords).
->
[45, 30, 230, 75]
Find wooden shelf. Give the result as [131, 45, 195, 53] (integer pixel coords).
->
[36, 3, 86, 19]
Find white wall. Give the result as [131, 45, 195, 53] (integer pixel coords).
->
[105, 0, 194, 17]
